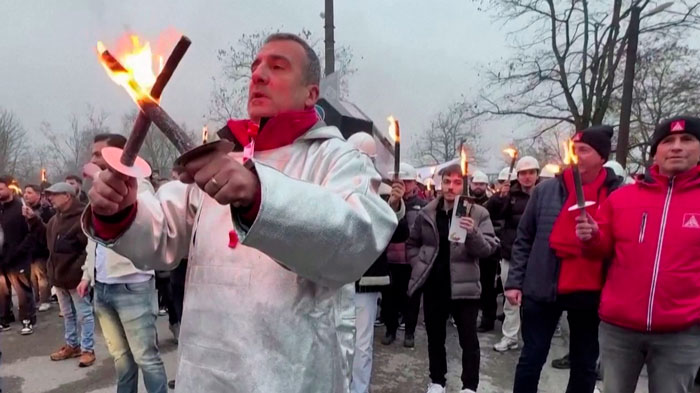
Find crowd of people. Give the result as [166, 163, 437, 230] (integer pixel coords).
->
[0, 33, 699, 393]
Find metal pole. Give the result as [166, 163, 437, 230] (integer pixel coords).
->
[616, 5, 641, 168]
[324, 0, 335, 76]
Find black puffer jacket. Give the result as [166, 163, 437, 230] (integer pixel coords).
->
[486, 181, 533, 260]
[0, 197, 33, 271]
[506, 168, 624, 302]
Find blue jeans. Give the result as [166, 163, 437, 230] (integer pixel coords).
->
[95, 279, 167, 393]
[513, 294, 600, 393]
[55, 287, 95, 351]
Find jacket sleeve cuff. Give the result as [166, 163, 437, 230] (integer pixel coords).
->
[238, 180, 262, 226]
[92, 204, 138, 240]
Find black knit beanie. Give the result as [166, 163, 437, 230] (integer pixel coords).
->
[650, 116, 700, 156]
[573, 125, 614, 160]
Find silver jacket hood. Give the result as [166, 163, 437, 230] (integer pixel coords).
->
[82, 124, 398, 392]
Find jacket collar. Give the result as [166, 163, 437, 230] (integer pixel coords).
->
[57, 200, 85, 219]
[555, 167, 623, 193]
[640, 164, 700, 189]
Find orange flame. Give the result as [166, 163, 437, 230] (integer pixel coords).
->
[8, 182, 21, 196]
[40, 168, 47, 183]
[426, 178, 433, 191]
[544, 164, 561, 174]
[503, 147, 518, 159]
[387, 116, 400, 143]
[97, 35, 165, 103]
[460, 145, 469, 177]
[563, 139, 578, 165]
[202, 126, 209, 144]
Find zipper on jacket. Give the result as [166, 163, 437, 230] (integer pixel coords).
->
[638, 212, 648, 243]
[646, 177, 674, 331]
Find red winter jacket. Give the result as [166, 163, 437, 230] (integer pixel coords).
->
[586, 165, 700, 332]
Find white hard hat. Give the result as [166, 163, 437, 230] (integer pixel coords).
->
[398, 162, 418, 181]
[516, 156, 540, 173]
[347, 132, 376, 158]
[604, 160, 626, 178]
[539, 164, 560, 178]
[498, 167, 515, 181]
[471, 170, 489, 184]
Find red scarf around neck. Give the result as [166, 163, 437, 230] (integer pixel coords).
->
[226, 109, 320, 152]
[550, 167, 609, 294]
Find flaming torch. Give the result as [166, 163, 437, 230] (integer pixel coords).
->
[388, 116, 400, 180]
[460, 143, 469, 196]
[40, 168, 47, 183]
[202, 125, 209, 145]
[563, 139, 592, 215]
[504, 147, 518, 178]
[96, 33, 196, 177]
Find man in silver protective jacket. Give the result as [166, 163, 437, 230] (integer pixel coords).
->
[82, 33, 398, 393]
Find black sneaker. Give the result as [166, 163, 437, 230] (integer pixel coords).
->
[374, 318, 385, 328]
[20, 320, 33, 335]
[168, 380, 176, 389]
[551, 354, 570, 369]
[381, 333, 396, 345]
[403, 334, 415, 348]
[0, 323, 10, 332]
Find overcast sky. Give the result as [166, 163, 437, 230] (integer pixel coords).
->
[1, 0, 521, 171]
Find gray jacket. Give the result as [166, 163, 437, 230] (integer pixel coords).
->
[506, 169, 623, 302]
[407, 197, 498, 299]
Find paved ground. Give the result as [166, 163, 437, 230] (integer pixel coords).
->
[0, 303, 695, 393]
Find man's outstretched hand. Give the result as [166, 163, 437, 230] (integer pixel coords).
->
[179, 152, 259, 208]
[89, 170, 138, 217]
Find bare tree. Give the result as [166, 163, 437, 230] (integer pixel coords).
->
[611, 42, 700, 172]
[476, 0, 700, 133]
[0, 108, 29, 177]
[41, 106, 112, 177]
[208, 28, 357, 123]
[413, 102, 485, 165]
[513, 127, 570, 166]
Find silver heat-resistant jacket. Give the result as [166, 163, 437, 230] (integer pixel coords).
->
[82, 124, 398, 393]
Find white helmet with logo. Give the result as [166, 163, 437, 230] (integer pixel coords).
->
[498, 167, 515, 181]
[515, 156, 540, 173]
[471, 170, 489, 184]
[347, 132, 376, 158]
[398, 163, 418, 181]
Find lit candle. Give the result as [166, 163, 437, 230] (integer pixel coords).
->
[388, 116, 400, 180]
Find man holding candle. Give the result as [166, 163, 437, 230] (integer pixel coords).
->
[505, 126, 623, 393]
[487, 156, 539, 351]
[407, 164, 498, 393]
[83, 33, 397, 393]
[576, 116, 700, 393]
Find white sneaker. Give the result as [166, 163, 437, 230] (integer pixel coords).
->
[493, 337, 519, 352]
[426, 383, 445, 393]
[38, 303, 51, 312]
[459, 389, 477, 393]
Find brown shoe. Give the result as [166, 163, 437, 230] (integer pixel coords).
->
[50, 345, 81, 361]
[79, 351, 96, 367]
